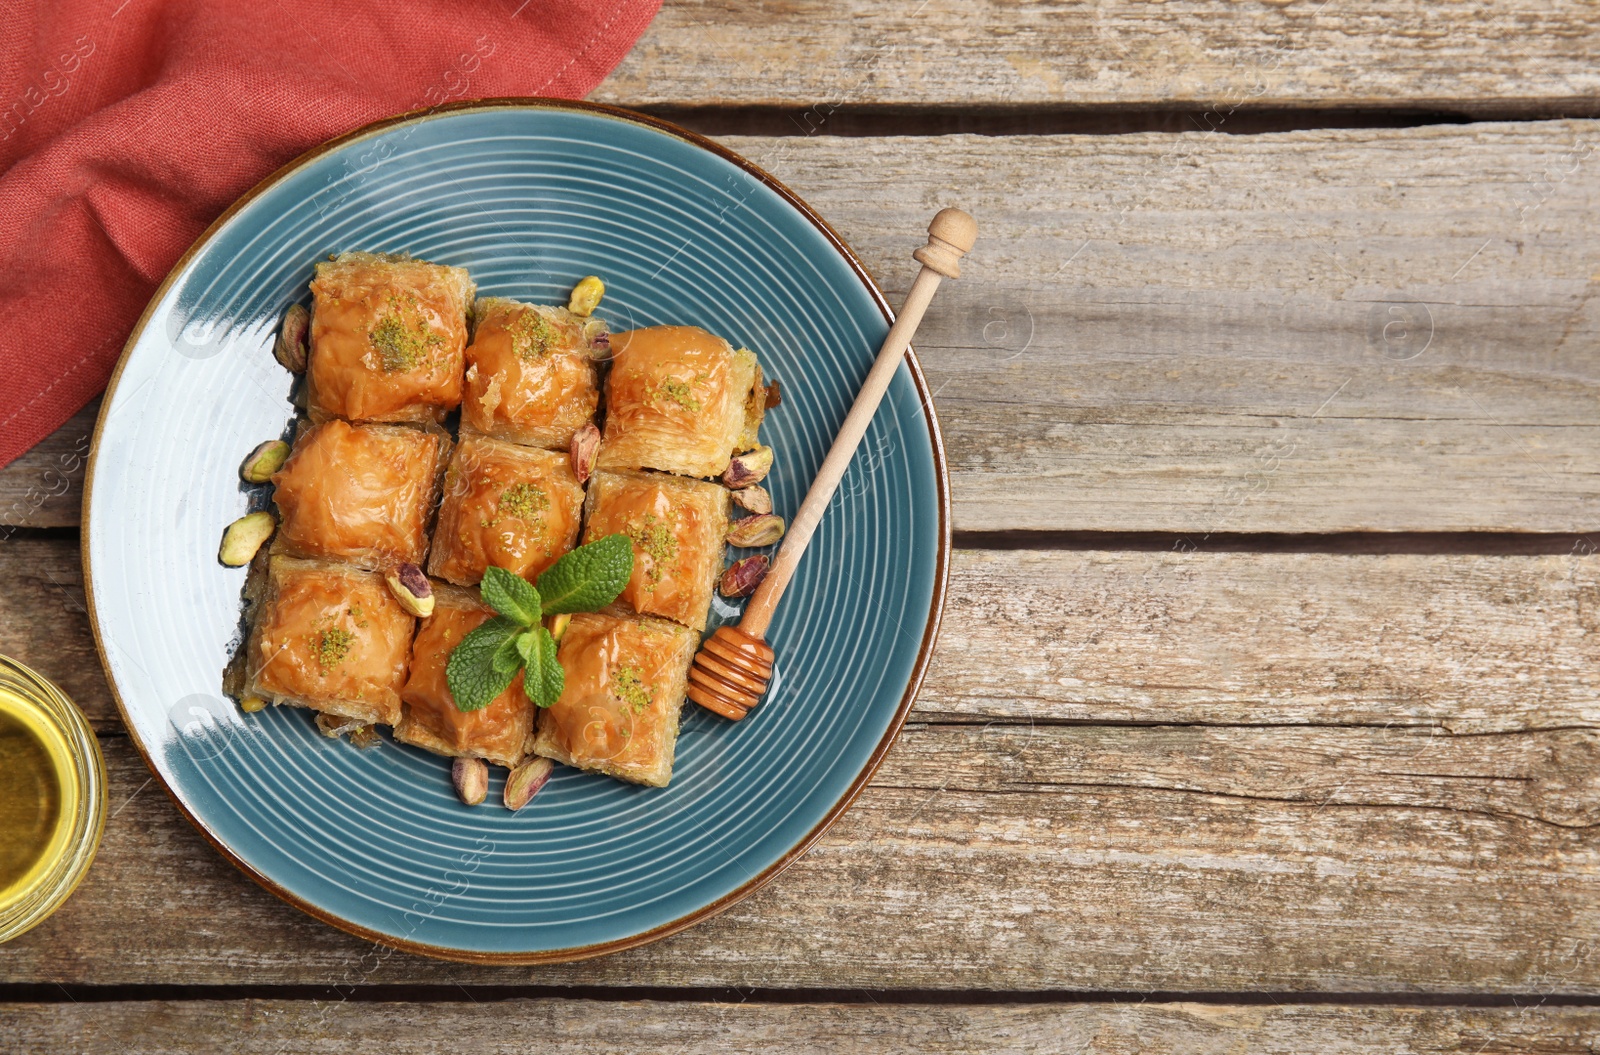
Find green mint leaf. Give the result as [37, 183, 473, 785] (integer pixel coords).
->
[490, 627, 525, 676]
[446, 616, 522, 712]
[536, 533, 634, 615]
[480, 565, 541, 626]
[520, 626, 565, 708]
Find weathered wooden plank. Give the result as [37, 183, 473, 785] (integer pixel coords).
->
[6, 999, 1600, 1054]
[5, 722, 1598, 990]
[597, 0, 1600, 114]
[7, 122, 1598, 532]
[9, 539, 1597, 735]
[0, 398, 94, 528]
[728, 121, 1600, 534]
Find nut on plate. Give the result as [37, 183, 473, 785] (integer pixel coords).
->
[719, 554, 770, 598]
[452, 757, 488, 806]
[569, 423, 601, 484]
[722, 445, 774, 489]
[384, 563, 435, 617]
[240, 440, 290, 483]
[274, 303, 309, 373]
[219, 511, 276, 566]
[504, 756, 554, 811]
[238, 695, 268, 714]
[726, 513, 785, 548]
[567, 275, 605, 317]
[729, 484, 773, 515]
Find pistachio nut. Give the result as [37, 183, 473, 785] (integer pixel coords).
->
[722, 445, 773, 489]
[569, 423, 601, 484]
[719, 554, 770, 598]
[726, 513, 785, 548]
[567, 275, 605, 317]
[384, 563, 434, 617]
[274, 303, 310, 373]
[452, 757, 489, 806]
[219, 511, 276, 566]
[240, 440, 290, 484]
[729, 484, 773, 515]
[546, 612, 572, 643]
[504, 756, 554, 811]
[239, 695, 268, 714]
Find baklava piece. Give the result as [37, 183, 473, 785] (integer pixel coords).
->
[395, 582, 537, 768]
[462, 297, 605, 450]
[582, 468, 729, 631]
[428, 432, 585, 586]
[595, 325, 765, 479]
[532, 609, 699, 787]
[241, 556, 415, 727]
[306, 251, 474, 424]
[270, 419, 447, 570]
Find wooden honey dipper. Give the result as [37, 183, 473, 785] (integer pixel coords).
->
[687, 207, 977, 721]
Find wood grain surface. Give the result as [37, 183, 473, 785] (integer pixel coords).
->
[10, 539, 1598, 735]
[596, 0, 1600, 115]
[6, 1000, 1600, 1054]
[8, 121, 1596, 533]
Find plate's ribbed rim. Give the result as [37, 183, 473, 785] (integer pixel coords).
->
[81, 97, 952, 964]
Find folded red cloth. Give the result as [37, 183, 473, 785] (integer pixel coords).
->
[0, 0, 660, 469]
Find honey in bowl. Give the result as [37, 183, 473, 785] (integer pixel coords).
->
[0, 656, 105, 942]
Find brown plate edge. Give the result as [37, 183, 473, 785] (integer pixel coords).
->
[80, 95, 953, 966]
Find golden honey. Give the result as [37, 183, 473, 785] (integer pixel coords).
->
[0, 656, 104, 942]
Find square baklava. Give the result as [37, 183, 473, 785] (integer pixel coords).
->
[582, 468, 729, 630]
[462, 297, 604, 450]
[428, 431, 585, 586]
[595, 325, 765, 478]
[532, 609, 699, 787]
[270, 418, 447, 570]
[240, 556, 416, 726]
[395, 582, 537, 768]
[306, 251, 474, 424]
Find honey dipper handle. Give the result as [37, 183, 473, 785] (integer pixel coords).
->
[739, 208, 976, 638]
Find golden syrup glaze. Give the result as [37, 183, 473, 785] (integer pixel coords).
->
[463, 299, 599, 449]
[429, 433, 584, 586]
[596, 325, 759, 478]
[0, 703, 63, 902]
[583, 469, 727, 630]
[397, 592, 535, 766]
[307, 254, 472, 422]
[251, 561, 414, 724]
[270, 419, 442, 568]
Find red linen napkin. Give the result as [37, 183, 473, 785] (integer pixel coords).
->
[0, 0, 661, 469]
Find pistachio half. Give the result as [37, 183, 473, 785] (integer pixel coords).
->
[240, 440, 290, 484]
[567, 275, 605, 317]
[274, 303, 309, 373]
[453, 757, 488, 806]
[569, 423, 601, 484]
[729, 484, 773, 515]
[719, 554, 770, 598]
[546, 612, 572, 643]
[726, 513, 785, 548]
[239, 695, 268, 714]
[722, 445, 773, 489]
[504, 756, 554, 811]
[219, 511, 276, 566]
[384, 563, 434, 617]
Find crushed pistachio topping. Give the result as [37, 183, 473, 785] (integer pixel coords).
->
[509, 308, 559, 361]
[654, 376, 702, 412]
[481, 480, 548, 529]
[312, 624, 356, 671]
[626, 513, 678, 588]
[612, 665, 652, 715]
[368, 291, 443, 372]
[346, 606, 369, 629]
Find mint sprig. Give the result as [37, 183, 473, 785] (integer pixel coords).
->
[445, 538, 634, 712]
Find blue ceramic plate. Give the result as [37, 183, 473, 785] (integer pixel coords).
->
[83, 99, 948, 962]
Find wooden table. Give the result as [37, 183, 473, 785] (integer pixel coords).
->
[5, 2, 1600, 1050]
